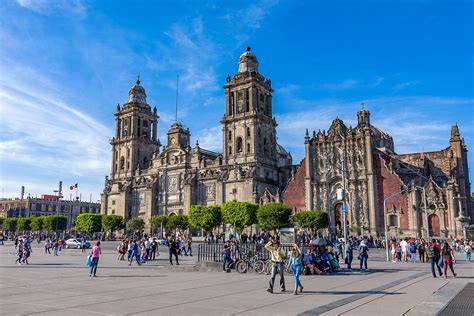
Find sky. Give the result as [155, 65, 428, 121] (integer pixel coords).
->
[0, 0, 473, 201]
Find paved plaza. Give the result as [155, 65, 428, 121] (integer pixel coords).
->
[0, 242, 472, 316]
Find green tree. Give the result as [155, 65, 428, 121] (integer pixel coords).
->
[102, 215, 124, 235]
[189, 205, 221, 233]
[149, 215, 169, 233]
[126, 217, 145, 232]
[221, 201, 257, 232]
[0, 218, 5, 230]
[30, 216, 44, 231]
[2, 218, 18, 232]
[75, 213, 102, 233]
[42, 215, 67, 231]
[257, 203, 292, 232]
[17, 218, 32, 231]
[291, 210, 329, 233]
[166, 215, 189, 233]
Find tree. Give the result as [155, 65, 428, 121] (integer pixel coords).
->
[291, 210, 329, 233]
[221, 201, 257, 232]
[126, 217, 145, 232]
[0, 218, 5, 230]
[2, 218, 18, 232]
[189, 205, 221, 233]
[75, 213, 102, 233]
[166, 215, 189, 233]
[257, 203, 292, 232]
[30, 216, 44, 232]
[17, 218, 32, 231]
[102, 215, 124, 235]
[42, 215, 67, 231]
[149, 215, 169, 231]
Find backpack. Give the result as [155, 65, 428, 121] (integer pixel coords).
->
[428, 245, 436, 258]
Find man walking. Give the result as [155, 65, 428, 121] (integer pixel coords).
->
[168, 237, 179, 265]
[265, 238, 286, 293]
[428, 239, 443, 277]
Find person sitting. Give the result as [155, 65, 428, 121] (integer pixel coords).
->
[302, 250, 322, 275]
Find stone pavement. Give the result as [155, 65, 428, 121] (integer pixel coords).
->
[0, 241, 472, 316]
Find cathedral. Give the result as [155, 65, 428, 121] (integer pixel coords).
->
[283, 109, 472, 239]
[101, 47, 292, 227]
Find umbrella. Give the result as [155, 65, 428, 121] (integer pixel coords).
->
[313, 237, 327, 246]
[325, 239, 334, 247]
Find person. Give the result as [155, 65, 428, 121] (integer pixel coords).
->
[358, 240, 369, 271]
[15, 240, 24, 265]
[44, 238, 51, 254]
[0, 234, 4, 245]
[302, 249, 320, 275]
[168, 237, 179, 265]
[418, 241, 426, 263]
[187, 237, 193, 256]
[287, 244, 303, 295]
[265, 239, 286, 293]
[89, 241, 101, 277]
[222, 240, 233, 272]
[81, 239, 86, 253]
[127, 240, 132, 260]
[409, 242, 417, 263]
[441, 241, 457, 278]
[144, 239, 151, 260]
[345, 240, 353, 270]
[22, 239, 31, 264]
[151, 238, 158, 260]
[129, 240, 141, 266]
[140, 241, 147, 264]
[464, 241, 472, 262]
[428, 239, 443, 278]
[117, 241, 124, 260]
[400, 238, 408, 262]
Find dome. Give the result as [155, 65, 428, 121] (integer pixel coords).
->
[276, 143, 289, 156]
[127, 77, 147, 104]
[238, 46, 259, 73]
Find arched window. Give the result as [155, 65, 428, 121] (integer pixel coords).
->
[228, 130, 232, 141]
[236, 137, 243, 153]
[389, 214, 398, 227]
[120, 157, 125, 170]
[247, 143, 251, 153]
[228, 146, 232, 155]
[246, 127, 250, 137]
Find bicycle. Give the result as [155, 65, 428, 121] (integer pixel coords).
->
[236, 254, 265, 274]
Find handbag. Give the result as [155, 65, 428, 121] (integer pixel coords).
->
[86, 255, 92, 267]
[438, 258, 443, 268]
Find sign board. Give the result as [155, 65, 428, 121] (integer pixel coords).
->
[342, 204, 347, 213]
[279, 228, 295, 244]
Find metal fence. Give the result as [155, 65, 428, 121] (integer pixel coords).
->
[197, 242, 311, 262]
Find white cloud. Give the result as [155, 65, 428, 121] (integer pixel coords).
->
[393, 80, 421, 90]
[321, 79, 360, 90]
[16, 0, 87, 17]
[194, 125, 222, 153]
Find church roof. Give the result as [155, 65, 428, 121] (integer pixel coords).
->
[127, 77, 147, 104]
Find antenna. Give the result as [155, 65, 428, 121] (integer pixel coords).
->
[175, 74, 179, 122]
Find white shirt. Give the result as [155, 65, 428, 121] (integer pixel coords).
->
[400, 240, 408, 251]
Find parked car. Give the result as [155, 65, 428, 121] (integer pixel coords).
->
[148, 237, 168, 246]
[65, 238, 90, 249]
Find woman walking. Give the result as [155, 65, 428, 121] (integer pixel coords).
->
[288, 244, 303, 295]
[89, 241, 101, 277]
[441, 241, 457, 278]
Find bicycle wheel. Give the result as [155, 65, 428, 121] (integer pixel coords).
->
[236, 260, 248, 273]
[254, 260, 265, 274]
[264, 260, 272, 275]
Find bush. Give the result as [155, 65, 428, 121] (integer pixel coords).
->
[257, 203, 292, 232]
[75, 213, 102, 233]
[221, 201, 258, 232]
[17, 218, 32, 231]
[42, 215, 67, 231]
[2, 218, 18, 232]
[102, 215, 124, 235]
[30, 216, 45, 231]
[189, 205, 221, 233]
[292, 210, 329, 232]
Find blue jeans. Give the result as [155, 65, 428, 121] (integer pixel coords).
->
[359, 255, 368, 270]
[90, 257, 99, 276]
[130, 251, 140, 264]
[466, 252, 471, 262]
[410, 253, 416, 263]
[292, 265, 302, 290]
[222, 256, 233, 271]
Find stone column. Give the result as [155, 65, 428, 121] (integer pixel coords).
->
[364, 129, 377, 234]
[304, 131, 313, 211]
[446, 182, 456, 238]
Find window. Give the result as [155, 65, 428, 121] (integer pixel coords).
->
[246, 127, 250, 137]
[112, 200, 116, 205]
[228, 146, 232, 155]
[236, 137, 243, 153]
[247, 143, 251, 153]
[228, 130, 232, 141]
[143, 157, 148, 167]
[389, 214, 398, 227]
[143, 120, 148, 127]
[120, 157, 125, 170]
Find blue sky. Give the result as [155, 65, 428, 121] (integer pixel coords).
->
[0, 0, 473, 201]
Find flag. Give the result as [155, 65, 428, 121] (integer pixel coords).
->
[69, 183, 78, 190]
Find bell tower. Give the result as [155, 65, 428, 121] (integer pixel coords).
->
[111, 78, 160, 180]
[221, 47, 277, 166]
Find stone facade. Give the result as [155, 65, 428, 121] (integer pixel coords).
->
[0, 195, 100, 229]
[283, 109, 472, 239]
[101, 48, 292, 227]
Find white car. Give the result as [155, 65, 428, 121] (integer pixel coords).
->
[65, 238, 90, 249]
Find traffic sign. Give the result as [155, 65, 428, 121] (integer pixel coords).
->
[342, 204, 347, 213]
